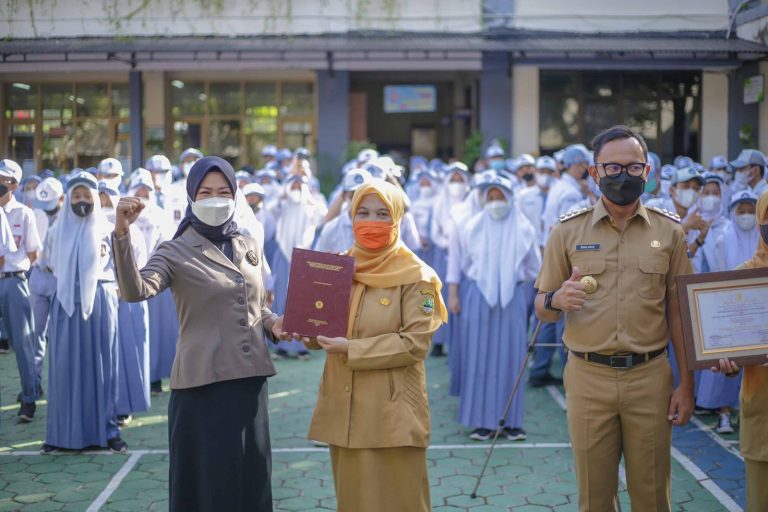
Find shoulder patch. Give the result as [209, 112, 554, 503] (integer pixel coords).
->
[647, 206, 681, 223]
[558, 207, 590, 223]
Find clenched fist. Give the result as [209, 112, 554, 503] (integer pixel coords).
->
[114, 197, 145, 237]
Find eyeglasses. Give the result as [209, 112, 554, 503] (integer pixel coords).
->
[595, 162, 648, 177]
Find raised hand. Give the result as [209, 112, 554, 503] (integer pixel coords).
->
[114, 197, 145, 237]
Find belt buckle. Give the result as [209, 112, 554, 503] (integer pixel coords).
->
[610, 355, 633, 369]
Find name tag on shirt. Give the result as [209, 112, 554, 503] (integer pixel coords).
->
[576, 244, 600, 251]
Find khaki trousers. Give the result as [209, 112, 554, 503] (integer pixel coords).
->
[746, 458, 768, 512]
[329, 445, 430, 512]
[564, 354, 674, 512]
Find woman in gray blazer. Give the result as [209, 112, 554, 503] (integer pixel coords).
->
[112, 156, 287, 512]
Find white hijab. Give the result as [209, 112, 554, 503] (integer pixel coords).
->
[275, 179, 324, 261]
[465, 187, 536, 308]
[431, 171, 470, 249]
[52, 185, 111, 320]
[724, 195, 760, 270]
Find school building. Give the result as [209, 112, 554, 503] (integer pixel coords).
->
[2, 0, 768, 176]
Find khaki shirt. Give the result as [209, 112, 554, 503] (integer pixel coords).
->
[535, 199, 692, 354]
[308, 280, 442, 449]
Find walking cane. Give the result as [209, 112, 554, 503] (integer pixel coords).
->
[470, 319, 543, 499]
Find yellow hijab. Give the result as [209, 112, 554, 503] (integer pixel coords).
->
[741, 190, 768, 399]
[346, 181, 447, 337]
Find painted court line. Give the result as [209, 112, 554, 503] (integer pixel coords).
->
[689, 415, 744, 461]
[0, 444, 573, 457]
[545, 384, 742, 512]
[85, 451, 143, 512]
[671, 447, 743, 512]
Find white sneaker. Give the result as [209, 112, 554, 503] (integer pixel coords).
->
[716, 413, 734, 434]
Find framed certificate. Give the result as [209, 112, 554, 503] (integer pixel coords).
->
[677, 267, 768, 369]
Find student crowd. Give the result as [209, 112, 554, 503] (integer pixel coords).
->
[0, 139, 766, 453]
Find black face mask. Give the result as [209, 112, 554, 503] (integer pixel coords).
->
[760, 223, 768, 245]
[522, 172, 534, 182]
[0, 185, 8, 197]
[45, 205, 61, 217]
[71, 201, 93, 217]
[599, 171, 645, 206]
[581, 168, 590, 180]
[250, 203, 262, 214]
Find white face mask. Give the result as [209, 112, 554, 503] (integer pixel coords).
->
[287, 189, 303, 203]
[734, 169, 751, 186]
[182, 161, 195, 177]
[660, 180, 672, 197]
[535, 173, 553, 189]
[447, 183, 466, 198]
[699, 195, 722, 213]
[191, 196, 236, 227]
[419, 186, 435, 199]
[485, 200, 510, 220]
[736, 213, 756, 231]
[674, 188, 699, 208]
[101, 176, 122, 191]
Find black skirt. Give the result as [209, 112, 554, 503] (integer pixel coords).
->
[169, 376, 272, 512]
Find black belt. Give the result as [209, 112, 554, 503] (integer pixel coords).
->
[569, 348, 666, 370]
[0, 271, 25, 279]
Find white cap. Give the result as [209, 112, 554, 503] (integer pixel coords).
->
[129, 168, 155, 192]
[145, 155, 172, 173]
[357, 149, 379, 164]
[342, 168, 372, 192]
[98, 158, 124, 177]
[242, 183, 266, 197]
[33, 177, 64, 210]
[0, 159, 23, 182]
[535, 156, 558, 171]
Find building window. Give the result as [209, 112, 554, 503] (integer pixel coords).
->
[3, 82, 129, 172]
[170, 80, 315, 169]
[539, 71, 701, 162]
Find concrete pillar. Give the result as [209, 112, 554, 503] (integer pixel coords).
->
[129, 70, 144, 172]
[316, 70, 350, 179]
[479, 52, 512, 153]
[701, 71, 729, 165]
[760, 61, 768, 155]
[728, 61, 761, 158]
[511, 65, 539, 156]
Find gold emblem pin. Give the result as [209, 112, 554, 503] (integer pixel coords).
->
[651, 240, 661, 248]
[246, 250, 259, 266]
[315, 301, 324, 310]
[580, 276, 598, 294]
[380, 297, 391, 306]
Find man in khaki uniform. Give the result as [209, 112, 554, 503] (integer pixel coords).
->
[535, 125, 694, 512]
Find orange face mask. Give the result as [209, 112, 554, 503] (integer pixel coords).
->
[353, 221, 397, 250]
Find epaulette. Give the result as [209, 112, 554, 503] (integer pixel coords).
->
[647, 206, 681, 223]
[558, 207, 590, 223]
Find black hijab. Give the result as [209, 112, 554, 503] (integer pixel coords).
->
[173, 156, 239, 243]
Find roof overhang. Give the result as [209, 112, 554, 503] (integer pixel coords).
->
[1, 32, 765, 73]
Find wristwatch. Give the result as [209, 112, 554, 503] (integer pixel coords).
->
[544, 291, 561, 312]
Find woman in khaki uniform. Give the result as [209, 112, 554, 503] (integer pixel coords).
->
[301, 180, 447, 512]
[714, 190, 768, 512]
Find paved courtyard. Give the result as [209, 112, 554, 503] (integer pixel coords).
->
[0, 349, 747, 511]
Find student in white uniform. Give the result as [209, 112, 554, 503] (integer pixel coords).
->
[145, 155, 174, 208]
[647, 167, 706, 235]
[0, 159, 43, 421]
[542, 145, 594, 236]
[28, 178, 65, 398]
[517, 156, 558, 250]
[709, 155, 732, 186]
[730, 149, 768, 197]
[97, 158, 125, 193]
[314, 169, 371, 254]
[165, 148, 204, 226]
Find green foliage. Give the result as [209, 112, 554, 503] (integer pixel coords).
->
[739, 124, 755, 148]
[344, 140, 377, 163]
[463, 131, 484, 169]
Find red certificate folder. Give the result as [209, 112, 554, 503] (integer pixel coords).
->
[283, 248, 355, 338]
